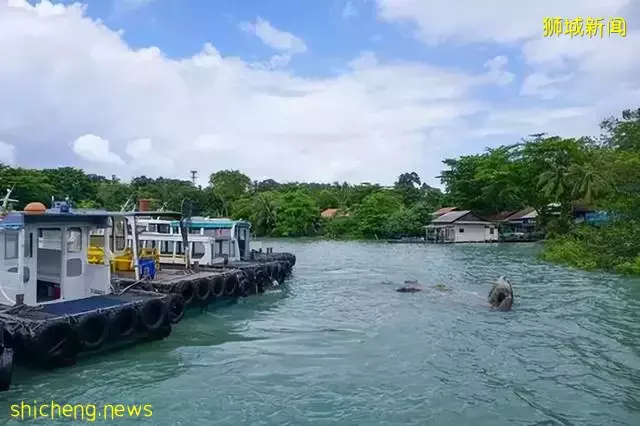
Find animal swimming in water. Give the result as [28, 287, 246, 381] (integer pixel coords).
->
[487, 276, 514, 311]
[396, 280, 422, 293]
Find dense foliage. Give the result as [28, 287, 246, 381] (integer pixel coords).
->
[438, 107, 640, 274]
[1, 107, 639, 274]
[0, 166, 444, 240]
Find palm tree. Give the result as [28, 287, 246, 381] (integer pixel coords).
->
[253, 193, 278, 236]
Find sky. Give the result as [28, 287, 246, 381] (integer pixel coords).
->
[0, 0, 638, 188]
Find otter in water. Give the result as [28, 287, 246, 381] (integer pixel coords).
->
[487, 276, 514, 310]
[396, 280, 422, 293]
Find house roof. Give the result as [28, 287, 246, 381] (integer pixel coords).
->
[431, 210, 490, 224]
[487, 210, 518, 222]
[321, 208, 340, 218]
[505, 207, 537, 221]
[321, 208, 349, 218]
[432, 206, 457, 217]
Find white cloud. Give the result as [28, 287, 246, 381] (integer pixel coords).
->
[0, 0, 522, 186]
[376, 0, 640, 137]
[240, 17, 308, 54]
[1, 0, 637, 189]
[0, 141, 16, 165]
[239, 17, 308, 68]
[482, 55, 514, 86]
[72, 134, 125, 165]
[521, 73, 573, 99]
[376, 0, 633, 44]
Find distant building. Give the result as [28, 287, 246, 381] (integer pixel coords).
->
[425, 210, 497, 243]
[321, 208, 349, 219]
[503, 207, 538, 233]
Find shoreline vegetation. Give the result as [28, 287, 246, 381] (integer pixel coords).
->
[1, 108, 639, 275]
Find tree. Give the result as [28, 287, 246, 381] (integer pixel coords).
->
[354, 190, 403, 239]
[274, 191, 319, 237]
[208, 170, 252, 205]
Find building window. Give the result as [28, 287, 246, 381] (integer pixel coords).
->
[459, 228, 464, 233]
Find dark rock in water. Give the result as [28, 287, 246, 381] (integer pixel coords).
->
[396, 286, 422, 293]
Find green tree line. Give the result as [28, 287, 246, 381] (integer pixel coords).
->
[1, 107, 639, 274]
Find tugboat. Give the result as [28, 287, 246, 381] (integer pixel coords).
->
[0, 200, 185, 391]
[87, 200, 296, 310]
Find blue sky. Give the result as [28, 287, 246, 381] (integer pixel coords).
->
[2, 0, 638, 186]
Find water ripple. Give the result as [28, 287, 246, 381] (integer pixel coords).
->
[3, 240, 640, 426]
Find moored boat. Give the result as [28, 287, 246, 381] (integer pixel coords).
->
[0, 200, 184, 391]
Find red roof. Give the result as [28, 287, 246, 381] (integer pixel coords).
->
[432, 207, 457, 217]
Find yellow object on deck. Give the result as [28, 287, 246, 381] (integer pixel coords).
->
[87, 245, 160, 273]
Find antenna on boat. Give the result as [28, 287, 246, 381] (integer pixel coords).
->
[1, 185, 18, 214]
[180, 199, 194, 272]
[120, 195, 135, 212]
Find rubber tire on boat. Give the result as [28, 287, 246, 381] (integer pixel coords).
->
[195, 278, 211, 302]
[224, 274, 238, 296]
[244, 268, 256, 283]
[236, 274, 250, 297]
[138, 299, 167, 333]
[211, 276, 225, 298]
[32, 322, 78, 368]
[0, 346, 13, 392]
[110, 307, 138, 339]
[278, 263, 287, 282]
[78, 313, 110, 351]
[179, 280, 196, 305]
[150, 324, 171, 341]
[168, 294, 185, 324]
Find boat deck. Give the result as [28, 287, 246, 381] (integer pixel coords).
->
[0, 291, 166, 321]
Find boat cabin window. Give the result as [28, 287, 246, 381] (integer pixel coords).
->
[158, 224, 170, 234]
[25, 232, 33, 258]
[192, 242, 205, 256]
[148, 224, 158, 232]
[67, 227, 82, 253]
[172, 226, 179, 234]
[4, 231, 18, 260]
[112, 217, 127, 251]
[36, 228, 63, 303]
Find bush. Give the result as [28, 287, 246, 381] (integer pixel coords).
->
[539, 221, 640, 274]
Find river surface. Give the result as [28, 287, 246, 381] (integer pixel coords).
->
[2, 241, 640, 425]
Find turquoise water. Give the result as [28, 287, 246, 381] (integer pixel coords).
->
[3, 241, 640, 425]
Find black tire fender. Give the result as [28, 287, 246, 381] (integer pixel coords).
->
[179, 280, 196, 305]
[32, 322, 78, 367]
[211, 276, 225, 298]
[224, 274, 238, 296]
[110, 307, 138, 340]
[78, 313, 110, 351]
[168, 294, 185, 324]
[195, 278, 211, 301]
[138, 299, 167, 332]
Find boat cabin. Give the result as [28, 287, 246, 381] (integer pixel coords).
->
[137, 217, 252, 263]
[0, 202, 113, 307]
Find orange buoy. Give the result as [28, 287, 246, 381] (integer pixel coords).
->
[24, 202, 47, 214]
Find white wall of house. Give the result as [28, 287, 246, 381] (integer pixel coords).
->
[484, 225, 498, 241]
[454, 223, 497, 242]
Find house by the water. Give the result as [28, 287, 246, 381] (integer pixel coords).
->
[425, 209, 498, 243]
